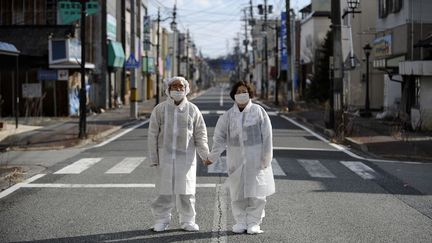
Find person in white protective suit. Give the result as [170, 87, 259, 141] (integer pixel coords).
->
[205, 81, 275, 234]
[148, 76, 210, 232]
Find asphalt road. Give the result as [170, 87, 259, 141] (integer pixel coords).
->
[0, 86, 431, 242]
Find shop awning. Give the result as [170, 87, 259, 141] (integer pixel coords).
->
[0, 41, 20, 56]
[108, 41, 125, 68]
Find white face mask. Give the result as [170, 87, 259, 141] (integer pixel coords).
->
[170, 90, 185, 102]
[234, 93, 250, 105]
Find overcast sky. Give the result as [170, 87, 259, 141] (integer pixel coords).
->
[148, 0, 310, 59]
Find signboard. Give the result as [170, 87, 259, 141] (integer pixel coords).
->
[22, 83, 42, 98]
[59, 0, 100, 24]
[125, 54, 140, 69]
[58, 70, 69, 80]
[107, 14, 117, 40]
[142, 57, 155, 73]
[143, 16, 151, 34]
[38, 69, 57, 80]
[280, 12, 288, 71]
[143, 16, 151, 51]
[374, 35, 392, 58]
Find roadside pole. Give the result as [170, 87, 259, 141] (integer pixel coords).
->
[78, 0, 87, 139]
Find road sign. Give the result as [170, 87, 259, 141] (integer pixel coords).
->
[59, 1, 100, 25]
[125, 54, 140, 69]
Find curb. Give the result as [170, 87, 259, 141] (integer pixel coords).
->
[344, 137, 369, 153]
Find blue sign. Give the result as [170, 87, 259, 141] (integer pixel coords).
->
[38, 69, 57, 80]
[280, 12, 288, 71]
[125, 54, 140, 69]
[221, 59, 236, 71]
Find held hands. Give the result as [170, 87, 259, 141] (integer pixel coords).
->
[203, 158, 213, 166]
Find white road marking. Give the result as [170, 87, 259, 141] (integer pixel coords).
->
[211, 185, 228, 243]
[298, 159, 336, 178]
[93, 120, 149, 148]
[105, 157, 144, 174]
[220, 87, 224, 107]
[273, 146, 337, 151]
[267, 111, 279, 116]
[200, 110, 226, 115]
[20, 183, 217, 188]
[341, 161, 377, 180]
[54, 158, 102, 174]
[0, 174, 46, 199]
[272, 158, 286, 176]
[208, 157, 286, 176]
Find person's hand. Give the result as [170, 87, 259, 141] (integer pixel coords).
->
[203, 159, 213, 166]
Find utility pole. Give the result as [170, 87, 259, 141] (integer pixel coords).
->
[186, 29, 189, 80]
[274, 20, 280, 105]
[243, 8, 249, 82]
[156, 8, 161, 105]
[249, 0, 255, 83]
[285, 0, 293, 105]
[264, 0, 269, 99]
[331, 0, 343, 129]
[130, 0, 137, 119]
[78, 0, 88, 139]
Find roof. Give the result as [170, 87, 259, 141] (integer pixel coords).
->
[0, 41, 20, 56]
[0, 25, 75, 57]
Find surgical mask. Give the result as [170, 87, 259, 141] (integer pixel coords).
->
[170, 90, 185, 102]
[234, 93, 249, 105]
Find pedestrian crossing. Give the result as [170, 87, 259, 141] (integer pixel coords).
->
[49, 156, 381, 181]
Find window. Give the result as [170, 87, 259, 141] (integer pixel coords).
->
[379, 0, 403, 18]
[24, 0, 34, 25]
[0, 0, 13, 25]
[415, 77, 420, 108]
[13, 0, 24, 24]
[392, 0, 402, 13]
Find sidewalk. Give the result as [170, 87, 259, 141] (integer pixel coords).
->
[286, 101, 432, 163]
[0, 99, 156, 151]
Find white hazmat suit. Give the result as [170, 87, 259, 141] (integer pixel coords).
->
[208, 99, 275, 231]
[148, 77, 209, 231]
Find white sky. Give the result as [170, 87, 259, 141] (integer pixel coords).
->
[148, 0, 310, 59]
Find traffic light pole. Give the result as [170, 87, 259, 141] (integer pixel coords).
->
[79, 0, 87, 139]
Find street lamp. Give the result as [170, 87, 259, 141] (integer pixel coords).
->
[342, 0, 361, 19]
[362, 43, 372, 117]
[347, 0, 360, 10]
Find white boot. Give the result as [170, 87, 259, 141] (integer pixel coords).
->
[153, 222, 170, 232]
[232, 223, 247, 233]
[181, 222, 199, 231]
[247, 224, 264, 234]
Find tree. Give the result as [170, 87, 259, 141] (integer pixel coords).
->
[306, 31, 333, 102]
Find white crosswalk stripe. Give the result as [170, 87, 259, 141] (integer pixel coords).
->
[54, 158, 102, 174]
[340, 161, 377, 180]
[207, 157, 286, 176]
[298, 159, 336, 178]
[105, 157, 145, 174]
[50, 157, 380, 181]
